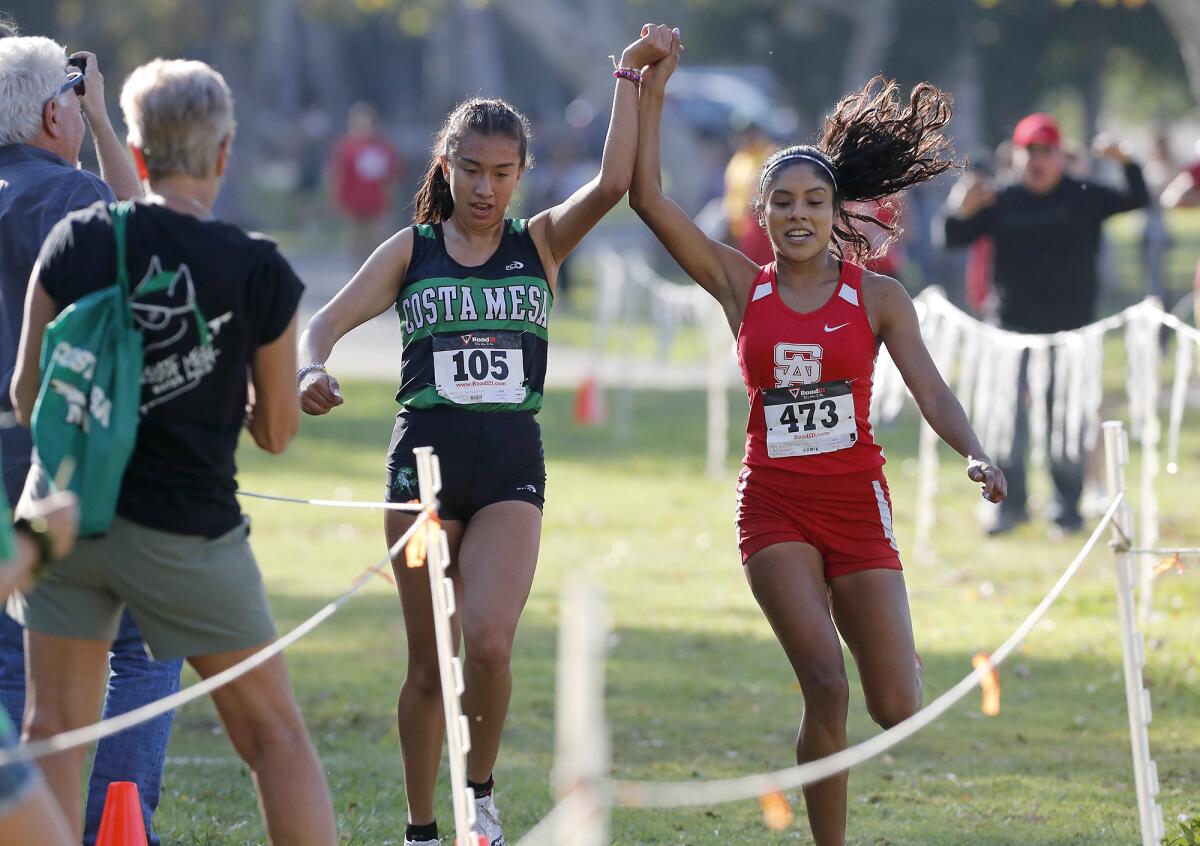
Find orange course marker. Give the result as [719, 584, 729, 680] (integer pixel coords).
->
[95, 782, 148, 846]
[1152, 554, 1184, 577]
[759, 790, 793, 830]
[972, 652, 1001, 716]
[404, 507, 441, 569]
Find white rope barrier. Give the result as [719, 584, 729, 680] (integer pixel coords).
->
[893, 290, 1200, 622]
[0, 493, 436, 766]
[237, 489, 424, 512]
[914, 287, 1140, 350]
[606, 493, 1125, 808]
[512, 795, 579, 846]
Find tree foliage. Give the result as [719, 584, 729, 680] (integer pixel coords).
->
[1, 0, 1194, 220]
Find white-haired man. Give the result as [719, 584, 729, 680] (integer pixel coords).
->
[0, 34, 181, 846]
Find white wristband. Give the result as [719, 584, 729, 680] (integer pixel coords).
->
[297, 362, 327, 382]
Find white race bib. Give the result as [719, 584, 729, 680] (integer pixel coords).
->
[433, 332, 527, 404]
[763, 380, 857, 458]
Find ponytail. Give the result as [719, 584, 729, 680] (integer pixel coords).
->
[414, 157, 454, 225]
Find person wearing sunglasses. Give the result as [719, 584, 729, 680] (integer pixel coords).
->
[0, 34, 179, 846]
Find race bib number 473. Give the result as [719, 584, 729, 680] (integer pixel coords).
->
[762, 380, 857, 458]
[433, 332, 527, 404]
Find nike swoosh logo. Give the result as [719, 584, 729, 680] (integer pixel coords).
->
[824, 322, 850, 332]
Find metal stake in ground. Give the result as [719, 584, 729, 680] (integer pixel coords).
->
[1102, 420, 1165, 846]
[414, 446, 478, 843]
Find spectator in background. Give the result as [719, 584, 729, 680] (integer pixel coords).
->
[851, 198, 906, 281]
[943, 112, 1149, 536]
[1160, 139, 1200, 325]
[962, 148, 1000, 316]
[1141, 131, 1176, 304]
[0, 33, 181, 845]
[1160, 139, 1200, 209]
[723, 122, 775, 264]
[285, 103, 333, 234]
[528, 135, 590, 303]
[330, 101, 402, 266]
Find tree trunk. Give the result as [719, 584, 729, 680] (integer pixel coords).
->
[945, 17, 985, 157]
[838, 0, 898, 94]
[457, 0, 507, 100]
[492, 0, 623, 101]
[255, 0, 301, 118]
[1153, 0, 1200, 106]
[207, 0, 256, 223]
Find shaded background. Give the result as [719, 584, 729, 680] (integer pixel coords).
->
[7, 0, 1200, 312]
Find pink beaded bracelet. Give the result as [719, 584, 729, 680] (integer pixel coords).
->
[613, 67, 642, 86]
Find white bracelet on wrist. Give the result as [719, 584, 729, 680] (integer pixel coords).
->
[297, 362, 327, 382]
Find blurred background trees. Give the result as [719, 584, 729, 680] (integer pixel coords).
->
[3, 0, 1194, 230]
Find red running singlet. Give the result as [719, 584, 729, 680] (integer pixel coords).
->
[737, 260, 884, 475]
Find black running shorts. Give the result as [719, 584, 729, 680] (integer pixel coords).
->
[385, 407, 546, 521]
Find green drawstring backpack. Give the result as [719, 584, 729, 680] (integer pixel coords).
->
[30, 201, 211, 535]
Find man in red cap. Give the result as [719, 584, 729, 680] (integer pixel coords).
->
[942, 112, 1148, 536]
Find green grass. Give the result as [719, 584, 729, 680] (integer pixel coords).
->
[151, 383, 1200, 845]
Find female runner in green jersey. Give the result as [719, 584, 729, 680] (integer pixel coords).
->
[298, 24, 679, 846]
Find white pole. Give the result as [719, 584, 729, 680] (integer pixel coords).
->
[705, 302, 730, 479]
[913, 419, 939, 562]
[551, 577, 612, 846]
[1136, 305, 1162, 624]
[913, 313, 960, 561]
[1101, 422, 1165, 846]
[414, 447, 478, 844]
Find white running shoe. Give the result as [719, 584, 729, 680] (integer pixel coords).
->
[474, 792, 506, 846]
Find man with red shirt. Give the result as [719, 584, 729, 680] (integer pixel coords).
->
[330, 101, 402, 266]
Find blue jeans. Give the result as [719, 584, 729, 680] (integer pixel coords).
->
[0, 610, 181, 845]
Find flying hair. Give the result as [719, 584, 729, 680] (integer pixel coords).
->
[756, 76, 958, 264]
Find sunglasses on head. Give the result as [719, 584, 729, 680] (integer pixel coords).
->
[55, 69, 85, 99]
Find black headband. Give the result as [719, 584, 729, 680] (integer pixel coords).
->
[760, 152, 838, 195]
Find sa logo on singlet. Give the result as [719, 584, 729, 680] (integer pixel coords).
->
[774, 343, 823, 385]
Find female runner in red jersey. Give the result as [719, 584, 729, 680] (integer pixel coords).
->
[630, 47, 1007, 846]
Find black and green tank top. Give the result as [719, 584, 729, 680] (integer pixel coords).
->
[395, 220, 552, 413]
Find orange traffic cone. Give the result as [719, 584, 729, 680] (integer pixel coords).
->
[95, 782, 148, 846]
[573, 374, 605, 426]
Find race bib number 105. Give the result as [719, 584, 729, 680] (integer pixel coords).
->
[433, 332, 527, 404]
[762, 380, 857, 458]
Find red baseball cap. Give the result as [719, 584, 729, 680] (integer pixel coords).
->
[1012, 112, 1061, 148]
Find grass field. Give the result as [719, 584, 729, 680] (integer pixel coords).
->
[150, 382, 1200, 845]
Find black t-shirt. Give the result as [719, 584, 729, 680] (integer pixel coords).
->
[943, 162, 1148, 333]
[36, 200, 303, 537]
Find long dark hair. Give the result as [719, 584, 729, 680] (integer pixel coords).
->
[413, 98, 533, 225]
[756, 76, 957, 263]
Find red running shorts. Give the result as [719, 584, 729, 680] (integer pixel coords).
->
[735, 464, 903, 579]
